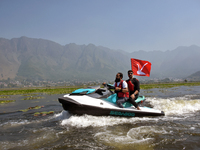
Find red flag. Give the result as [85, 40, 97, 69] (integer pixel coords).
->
[131, 58, 152, 77]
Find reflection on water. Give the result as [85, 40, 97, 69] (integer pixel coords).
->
[0, 86, 200, 150]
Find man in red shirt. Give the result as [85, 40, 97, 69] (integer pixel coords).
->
[113, 72, 129, 108]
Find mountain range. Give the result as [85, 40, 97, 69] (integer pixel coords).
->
[186, 71, 200, 81]
[0, 36, 200, 81]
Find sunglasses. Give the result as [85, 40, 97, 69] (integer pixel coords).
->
[128, 73, 133, 75]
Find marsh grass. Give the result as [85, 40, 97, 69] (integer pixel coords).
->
[19, 105, 44, 112]
[0, 96, 11, 99]
[0, 87, 79, 96]
[0, 82, 200, 96]
[22, 96, 45, 100]
[140, 82, 200, 89]
[34, 111, 54, 116]
[0, 100, 16, 104]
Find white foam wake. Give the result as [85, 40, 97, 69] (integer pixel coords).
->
[146, 96, 200, 116]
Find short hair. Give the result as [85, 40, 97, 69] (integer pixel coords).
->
[117, 72, 123, 78]
[128, 70, 133, 74]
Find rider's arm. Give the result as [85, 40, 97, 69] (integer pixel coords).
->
[121, 87, 128, 93]
[134, 79, 140, 93]
[130, 79, 140, 99]
[121, 81, 128, 93]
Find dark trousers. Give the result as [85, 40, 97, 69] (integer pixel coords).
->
[116, 97, 138, 108]
[128, 96, 139, 108]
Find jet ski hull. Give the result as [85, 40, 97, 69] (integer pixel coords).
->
[58, 96, 165, 117]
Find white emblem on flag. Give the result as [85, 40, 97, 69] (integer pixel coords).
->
[137, 63, 148, 75]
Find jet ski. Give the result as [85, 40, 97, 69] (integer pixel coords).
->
[58, 84, 165, 117]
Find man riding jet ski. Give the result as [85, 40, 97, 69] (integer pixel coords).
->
[58, 84, 165, 117]
[103, 71, 141, 110]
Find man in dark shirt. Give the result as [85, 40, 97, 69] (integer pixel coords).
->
[126, 70, 141, 110]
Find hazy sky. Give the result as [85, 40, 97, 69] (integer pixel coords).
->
[1, 0, 200, 52]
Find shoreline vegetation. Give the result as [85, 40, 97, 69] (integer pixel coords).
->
[0, 82, 200, 96]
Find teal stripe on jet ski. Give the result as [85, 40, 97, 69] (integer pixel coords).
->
[103, 94, 145, 108]
[72, 89, 96, 94]
[103, 93, 117, 103]
[102, 94, 132, 107]
[135, 96, 145, 103]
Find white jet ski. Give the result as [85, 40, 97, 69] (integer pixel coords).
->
[58, 84, 165, 117]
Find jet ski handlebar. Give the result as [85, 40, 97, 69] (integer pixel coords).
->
[103, 83, 115, 90]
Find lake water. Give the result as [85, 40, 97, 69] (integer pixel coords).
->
[0, 86, 200, 150]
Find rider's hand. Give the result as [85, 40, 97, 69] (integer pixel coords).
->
[115, 87, 121, 91]
[131, 94, 135, 99]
